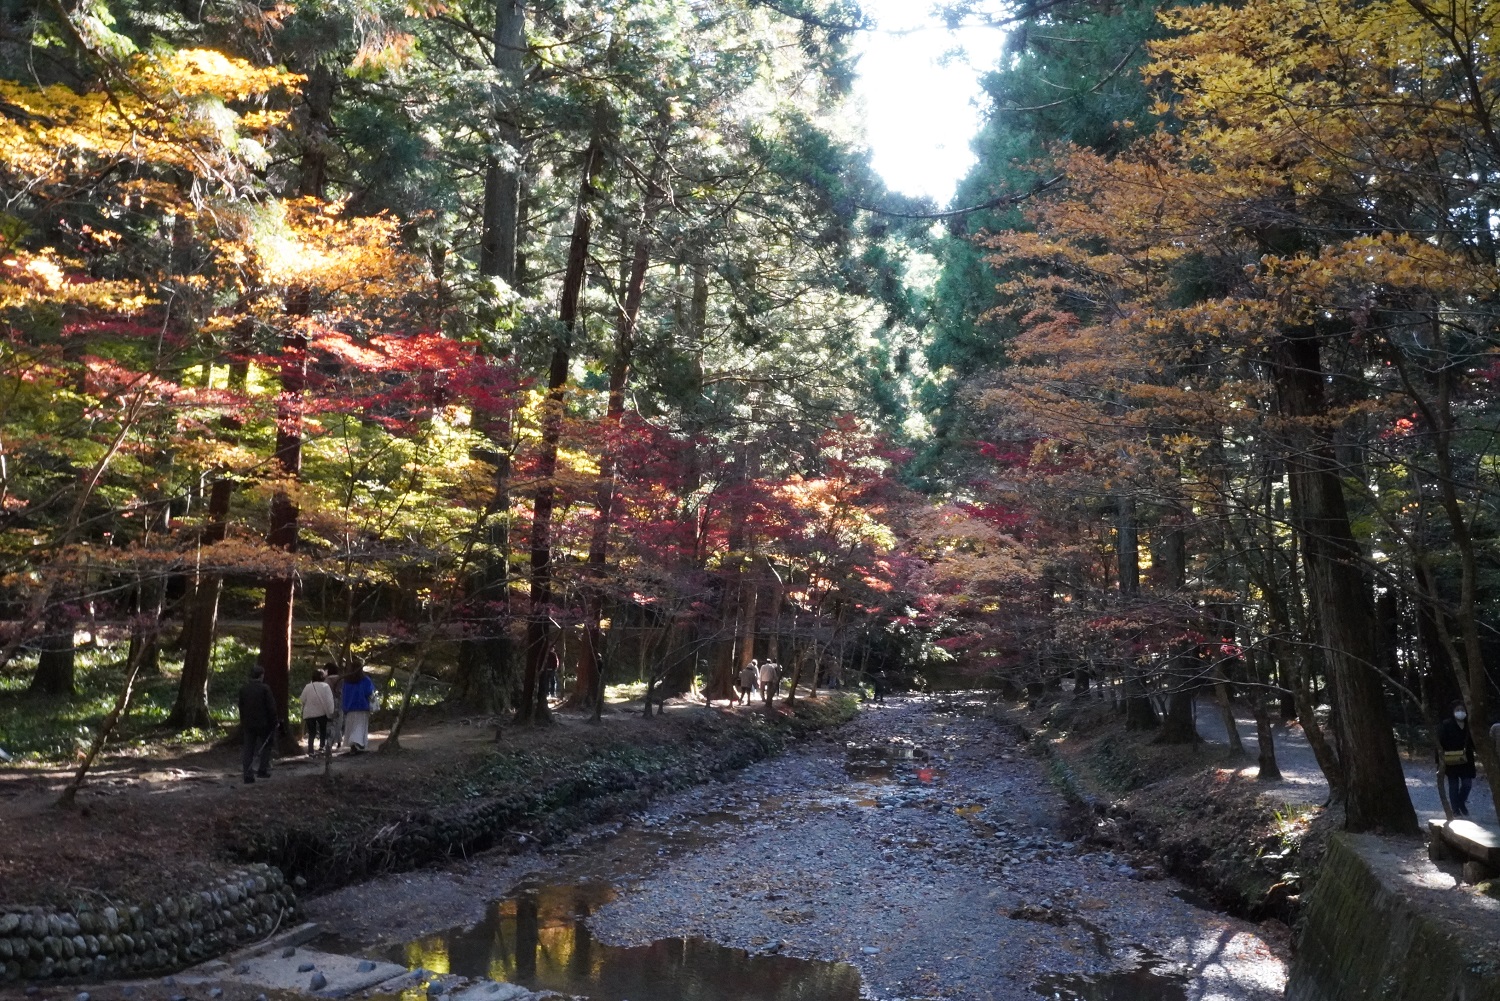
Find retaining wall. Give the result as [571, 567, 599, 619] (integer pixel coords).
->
[1287, 834, 1500, 1001]
[0, 864, 296, 983]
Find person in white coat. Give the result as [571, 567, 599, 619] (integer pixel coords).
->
[299, 668, 337, 756]
[757, 659, 781, 705]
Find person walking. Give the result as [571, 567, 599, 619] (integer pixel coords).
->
[737, 660, 758, 707]
[757, 659, 780, 705]
[299, 667, 337, 756]
[238, 663, 280, 784]
[342, 660, 377, 753]
[1438, 700, 1477, 817]
[325, 665, 345, 749]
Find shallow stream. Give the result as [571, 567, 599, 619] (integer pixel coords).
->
[317, 696, 1286, 1001]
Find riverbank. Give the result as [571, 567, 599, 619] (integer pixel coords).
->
[0, 696, 856, 915]
[1006, 692, 1334, 928]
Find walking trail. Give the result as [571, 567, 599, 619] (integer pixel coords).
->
[1191, 700, 1497, 825]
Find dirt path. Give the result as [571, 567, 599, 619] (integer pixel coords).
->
[309, 695, 1288, 1001]
[1191, 700, 1498, 825]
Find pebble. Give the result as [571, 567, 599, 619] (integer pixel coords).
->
[310, 972, 328, 990]
[573, 695, 1287, 1001]
[76, 993, 90, 1001]
[358, 960, 377, 972]
[297, 962, 316, 972]
[282, 947, 297, 958]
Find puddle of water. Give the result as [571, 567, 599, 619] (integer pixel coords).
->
[383, 880, 860, 1001]
[1033, 956, 1189, 1000]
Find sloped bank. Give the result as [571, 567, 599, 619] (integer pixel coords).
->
[1286, 833, 1500, 1001]
[1003, 699, 1328, 925]
[3, 698, 856, 985]
[235, 697, 858, 892]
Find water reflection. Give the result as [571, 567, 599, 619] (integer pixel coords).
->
[1033, 963, 1190, 1000]
[391, 880, 862, 1001]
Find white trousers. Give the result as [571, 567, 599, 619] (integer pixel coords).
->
[345, 710, 370, 749]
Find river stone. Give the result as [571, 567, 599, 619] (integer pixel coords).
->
[3, 960, 18, 981]
[0, 916, 16, 936]
[310, 972, 328, 991]
[298, 962, 316, 972]
[66, 956, 82, 976]
[251, 875, 267, 893]
[72, 935, 86, 955]
[102, 908, 119, 933]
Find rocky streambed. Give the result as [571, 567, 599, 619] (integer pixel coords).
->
[308, 694, 1288, 1001]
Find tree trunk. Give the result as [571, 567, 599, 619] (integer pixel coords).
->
[1213, 665, 1243, 754]
[1248, 649, 1282, 780]
[454, 2, 525, 714]
[171, 350, 249, 729]
[577, 159, 665, 711]
[518, 141, 602, 724]
[1114, 495, 1157, 727]
[1275, 329, 1416, 833]
[257, 308, 309, 753]
[1157, 652, 1199, 744]
[479, 0, 525, 283]
[30, 605, 76, 696]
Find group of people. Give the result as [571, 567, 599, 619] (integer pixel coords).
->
[731, 658, 782, 706]
[235, 659, 379, 784]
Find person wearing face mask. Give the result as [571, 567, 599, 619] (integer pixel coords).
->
[1437, 700, 1477, 817]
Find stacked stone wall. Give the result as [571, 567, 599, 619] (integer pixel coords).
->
[0, 864, 296, 983]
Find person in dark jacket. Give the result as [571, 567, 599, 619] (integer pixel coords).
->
[1437, 700, 1477, 817]
[238, 663, 280, 784]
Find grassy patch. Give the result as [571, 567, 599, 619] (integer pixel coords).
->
[0, 635, 257, 762]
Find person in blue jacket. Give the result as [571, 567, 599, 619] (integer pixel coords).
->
[342, 660, 377, 753]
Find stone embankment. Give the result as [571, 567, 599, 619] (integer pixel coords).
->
[0, 866, 294, 984]
[1287, 834, 1500, 1001]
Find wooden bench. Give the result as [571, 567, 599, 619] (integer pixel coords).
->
[1427, 818, 1500, 882]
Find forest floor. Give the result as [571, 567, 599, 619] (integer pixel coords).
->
[0, 691, 853, 906]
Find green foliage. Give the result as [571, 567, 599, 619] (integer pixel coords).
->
[0, 635, 254, 761]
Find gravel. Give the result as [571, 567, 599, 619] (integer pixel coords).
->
[312, 695, 1288, 1001]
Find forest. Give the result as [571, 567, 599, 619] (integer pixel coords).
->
[2, 0, 1499, 853]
